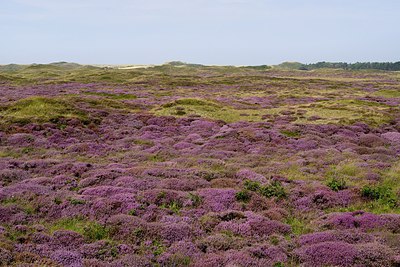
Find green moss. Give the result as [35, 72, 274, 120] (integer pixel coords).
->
[154, 98, 264, 123]
[1, 197, 36, 214]
[148, 153, 165, 162]
[330, 201, 400, 214]
[160, 201, 182, 214]
[49, 217, 88, 234]
[0, 96, 87, 125]
[285, 216, 312, 235]
[83, 91, 137, 100]
[188, 193, 203, 207]
[373, 90, 400, 98]
[49, 217, 110, 241]
[325, 161, 365, 186]
[280, 130, 301, 138]
[84, 222, 110, 241]
[133, 139, 154, 146]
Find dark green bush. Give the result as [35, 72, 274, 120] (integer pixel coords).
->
[235, 190, 251, 202]
[361, 185, 397, 207]
[243, 180, 287, 199]
[244, 180, 261, 191]
[260, 181, 287, 199]
[84, 223, 109, 241]
[188, 193, 203, 207]
[327, 177, 347, 191]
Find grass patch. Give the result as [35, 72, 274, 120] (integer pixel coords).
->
[280, 130, 301, 138]
[373, 90, 400, 98]
[154, 98, 264, 123]
[282, 99, 396, 126]
[0, 197, 36, 214]
[49, 217, 110, 241]
[83, 91, 137, 100]
[285, 216, 312, 235]
[0, 96, 87, 125]
[329, 201, 400, 214]
[243, 180, 287, 199]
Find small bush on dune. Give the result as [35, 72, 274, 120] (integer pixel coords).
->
[243, 180, 287, 199]
[327, 177, 347, 192]
[361, 185, 397, 207]
[235, 190, 252, 202]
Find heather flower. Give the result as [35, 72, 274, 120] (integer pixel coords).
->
[83, 258, 111, 267]
[236, 169, 267, 183]
[191, 253, 225, 267]
[50, 249, 82, 267]
[0, 169, 30, 185]
[354, 243, 395, 266]
[52, 230, 85, 248]
[381, 131, 400, 144]
[316, 211, 397, 232]
[111, 254, 153, 267]
[298, 230, 375, 246]
[197, 188, 238, 212]
[158, 178, 208, 191]
[107, 214, 148, 243]
[358, 134, 387, 148]
[7, 133, 36, 146]
[81, 240, 119, 261]
[294, 241, 357, 266]
[158, 240, 201, 265]
[0, 248, 13, 266]
[196, 233, 246, 252]
[30, 232, 53, 244]
[155, 222, 193, 244]
[248, 245, 288, 263]
[223, 250, 271, 267]
[80, 186, 135, 197]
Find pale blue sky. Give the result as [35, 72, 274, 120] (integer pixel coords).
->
[1, 0, 399, 65]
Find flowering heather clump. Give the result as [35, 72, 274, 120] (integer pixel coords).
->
[50, 249, 82, 267]
[0, 248, 13, 266]
[197, 188, 238, 212]
[1, 65, 400, 265]
[298, 230, 376, 245]
[316, 211, 400, 232]
[355, 243, 396, 266]
[158, 240, 201, 265]
[294, 241, 358, 266]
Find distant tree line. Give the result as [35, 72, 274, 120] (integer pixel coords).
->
[299, 61, 400, 71]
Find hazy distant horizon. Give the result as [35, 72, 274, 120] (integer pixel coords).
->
[2, 60, 400, 67]
[1, 0, 399, 65]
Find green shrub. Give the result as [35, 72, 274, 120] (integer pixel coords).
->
[54, 197, 62, 205]
[260, 181, 287, 199]
[84, 222, 109, 241]
[235, 190, 251, 202]
[361, 185, 397, 207]
[188, 193, 203, 207]
[243, 180, 287, 199]
[244, 180, 261, 191]
[128, 209, 137, 216]
[160, 201, 182, 214]
[69, 198, 86, 205]
[327, 177, 347, 191]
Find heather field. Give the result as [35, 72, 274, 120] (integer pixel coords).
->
[1, 62, 400, 266]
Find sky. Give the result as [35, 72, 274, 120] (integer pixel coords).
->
[1, 0, 399, 65]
